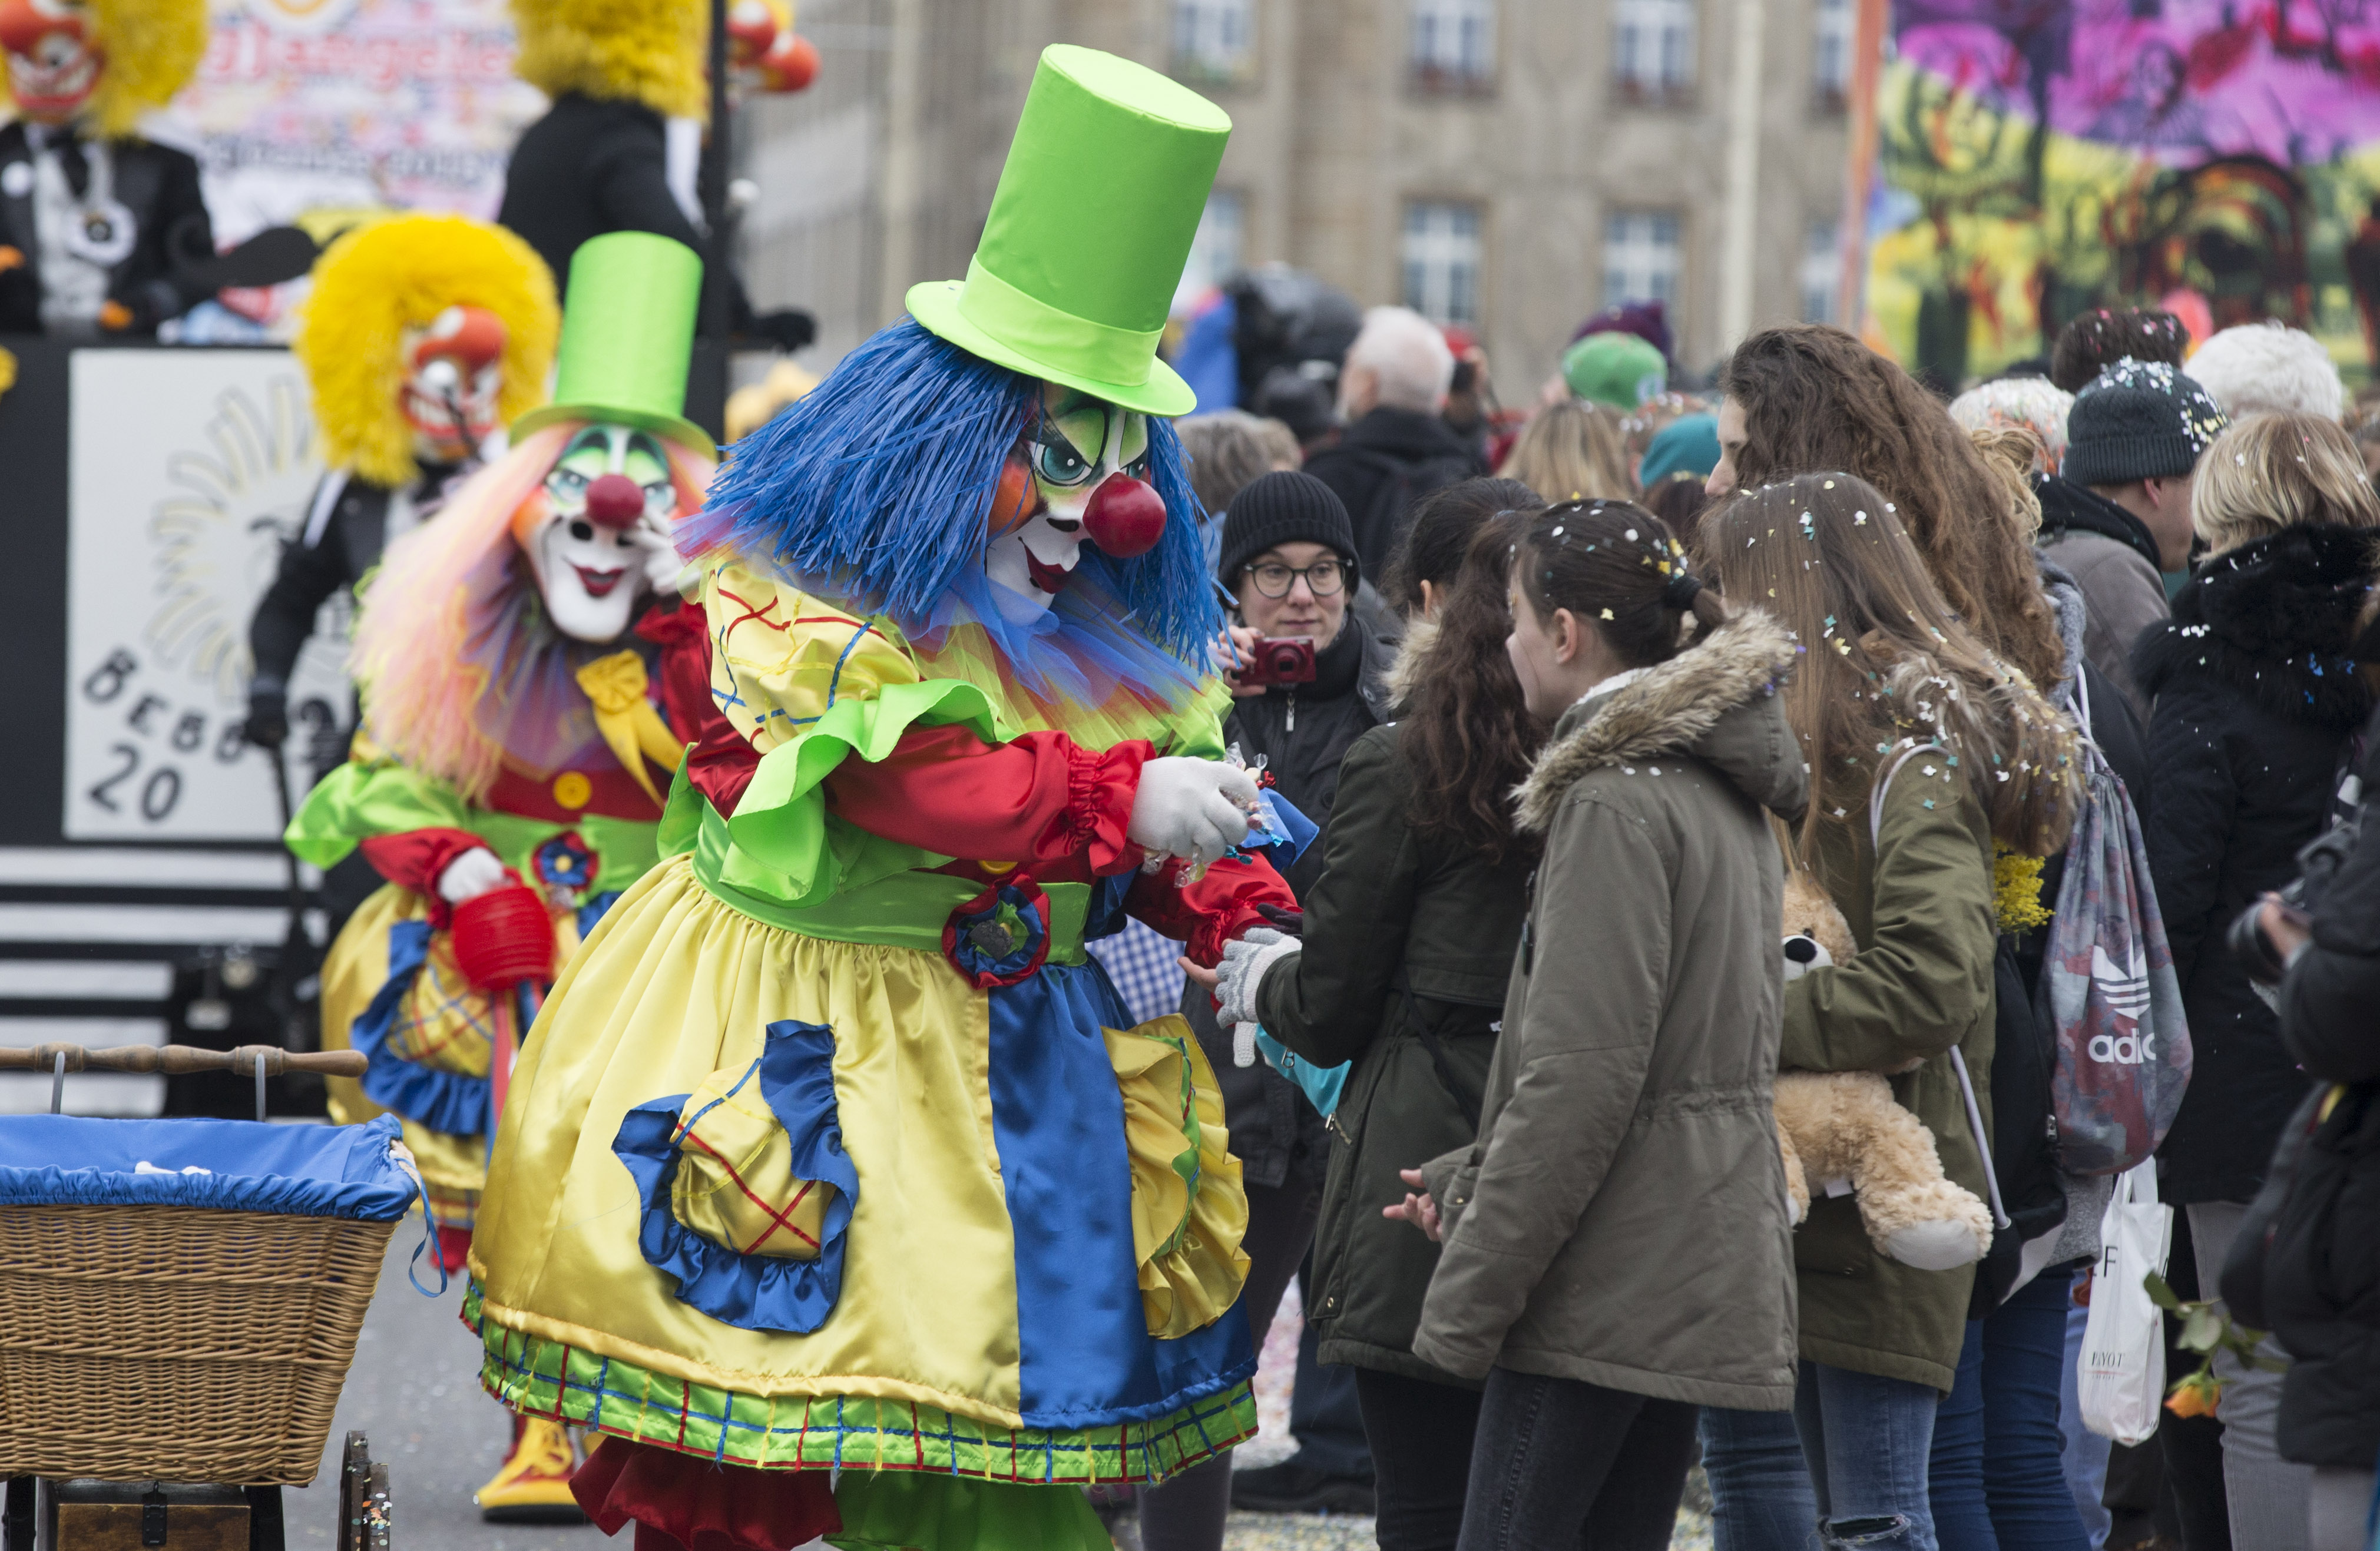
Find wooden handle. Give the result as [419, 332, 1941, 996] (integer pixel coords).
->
[0, 1043, 368, 1078]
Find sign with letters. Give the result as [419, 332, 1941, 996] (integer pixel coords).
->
[63, 349, 347, 840]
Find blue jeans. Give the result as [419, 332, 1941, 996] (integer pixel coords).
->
[1457, 1367, 1697, 1551]
[1700, 1361, 1940, 1550]
[1930, 1274, 2092, 1551]
[1982, 1270, 2090, 1551]
[1929, 1321, 1992, 1549]
[1701, 1405, 1819, 1551]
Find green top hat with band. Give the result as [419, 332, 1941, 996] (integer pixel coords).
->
[906, 45, 1230, 419]
[515, 231, 712, 454]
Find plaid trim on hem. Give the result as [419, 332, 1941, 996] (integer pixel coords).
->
[425, 1182, 479, 1234]
[466, 1280, 1255, 1483]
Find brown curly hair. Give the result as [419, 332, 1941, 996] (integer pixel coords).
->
[1719, 326, 2067, 695]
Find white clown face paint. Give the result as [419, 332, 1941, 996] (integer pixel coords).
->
[984, 382, 1152, 619]
[526, 424, 680, 642]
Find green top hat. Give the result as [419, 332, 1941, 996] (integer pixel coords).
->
[514, 232, 712, 454]
[906, 45, 1230, 419]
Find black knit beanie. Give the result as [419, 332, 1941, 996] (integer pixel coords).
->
[2063, 358, 2229, 488]
[1218, 470, 1358, 584]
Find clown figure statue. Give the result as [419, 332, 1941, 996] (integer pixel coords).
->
[466, 48, 1292, 1551]
[0, 0, 213, 333]
[286, 232, 717, 1523]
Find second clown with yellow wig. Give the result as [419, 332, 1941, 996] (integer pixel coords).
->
[246, 213, 558, 756]
[0, 0, 211, 333]
[286, 231, 717, 1522]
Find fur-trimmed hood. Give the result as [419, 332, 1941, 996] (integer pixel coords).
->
[1515, 609, 1807, 835]
[2133, 522, 2377, 734]
[1382, 614, 1438, 709]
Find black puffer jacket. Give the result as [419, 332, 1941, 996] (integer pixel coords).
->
[1300, 408, 1487, 581]
[1181, 613, 1395, 1189]
[2134, 523, 2378, 1205]
[2266, 708, 2380, 1469]
[1256, 718, 1533, 1383]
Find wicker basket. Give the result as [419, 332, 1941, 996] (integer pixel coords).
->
[0, 1204, 394, 1483]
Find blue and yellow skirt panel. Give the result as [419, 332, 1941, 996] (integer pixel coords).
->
[468, 852, 1257, 1482]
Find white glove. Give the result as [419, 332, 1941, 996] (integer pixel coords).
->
[1213, 927, 1299, 1030]
[1128, 756, 1258, 870]
[435, 847, 508, 904]
[630, 515, 683, 593]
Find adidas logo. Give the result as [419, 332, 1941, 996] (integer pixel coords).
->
[2087, 944, 2157, 1063]
[2091, 943, 2153, 1017]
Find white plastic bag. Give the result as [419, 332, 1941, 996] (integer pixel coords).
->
[2078, 1158, 2174, 1444]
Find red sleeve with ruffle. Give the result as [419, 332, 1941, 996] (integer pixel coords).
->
[1125, 852, 1296, 968]
[822, 724, 1150, 871]
[358, 828, 489, 926]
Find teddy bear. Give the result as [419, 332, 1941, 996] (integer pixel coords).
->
[1775, 866, 1996, 1272]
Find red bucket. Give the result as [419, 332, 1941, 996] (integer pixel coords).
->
[451, 882, 555, 989]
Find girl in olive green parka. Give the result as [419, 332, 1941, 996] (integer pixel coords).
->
[1699, 473, 2081, 1551]
[1220, 499, 1807, 1550]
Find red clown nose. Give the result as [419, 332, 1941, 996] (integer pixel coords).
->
[1082, 476, 1166, 558]
[584, 473, 647, 529]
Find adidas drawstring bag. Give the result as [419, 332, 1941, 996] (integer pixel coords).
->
[2044, 673, 2192, 1175]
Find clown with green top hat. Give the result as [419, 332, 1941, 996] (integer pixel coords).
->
[284, 230, 721, 1527]
[468, 47, 1301, 1551]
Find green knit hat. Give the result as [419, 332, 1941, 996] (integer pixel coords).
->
[1562, 330, 1668, 410]
[515, 232, 711, 454]
[906, 45, 1230, 417]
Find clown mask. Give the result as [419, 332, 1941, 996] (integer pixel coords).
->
[0, 0, 100, 124]
[525, 425, 681, 642]
[401, 305, 507, 467]
[984, 383, 1170, 618]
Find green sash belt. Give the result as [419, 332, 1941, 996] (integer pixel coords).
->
[688, 799, 1090, 966]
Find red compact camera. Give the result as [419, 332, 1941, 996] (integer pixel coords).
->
[1233, 636, 1317, 687]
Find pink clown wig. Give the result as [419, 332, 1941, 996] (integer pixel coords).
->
[350, 420, 716, 800]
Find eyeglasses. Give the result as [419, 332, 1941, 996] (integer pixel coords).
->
[1242, 558, 1347, 599]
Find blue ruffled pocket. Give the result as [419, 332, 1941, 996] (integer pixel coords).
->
[349, 917, 498, 1136]
[613, 1018, 859, 1333]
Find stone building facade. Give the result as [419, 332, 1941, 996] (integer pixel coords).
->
[739, 0, 1861, 390]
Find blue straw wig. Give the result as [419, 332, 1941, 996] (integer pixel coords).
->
[684, 320, 1220, 697]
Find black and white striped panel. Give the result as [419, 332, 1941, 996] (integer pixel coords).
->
[0, 848, 320, 1115]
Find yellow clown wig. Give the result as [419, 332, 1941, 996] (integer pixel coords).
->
[510, 0, 706, 121]
[293, 214, 561, 491]
[0, 0, 210, 139]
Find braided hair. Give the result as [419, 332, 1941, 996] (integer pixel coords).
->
[1510, 500, 1728, 669]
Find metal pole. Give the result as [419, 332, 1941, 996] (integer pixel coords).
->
[266, 745, 312, 1052]
[703, 0, 731, 343]
[1835, 0, 1891, 334]
[1716, 0, 1766, 354]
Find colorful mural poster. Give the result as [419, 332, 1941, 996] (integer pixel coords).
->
[1869, 2, 2380, 388]
[148, 0, 546, 332]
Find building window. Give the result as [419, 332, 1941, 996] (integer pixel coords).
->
[1403, 201, 1482, 326]
[1172, 0, 1255, 84]
[1173, 190, 1246, 311]
[1613, 0, 1694, 103]
[1409, 0, 1495, 92]
[1813, 0, 1853, 108]
[1602, 210, 1679, 314]
[1801, 219, 1839, 324]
